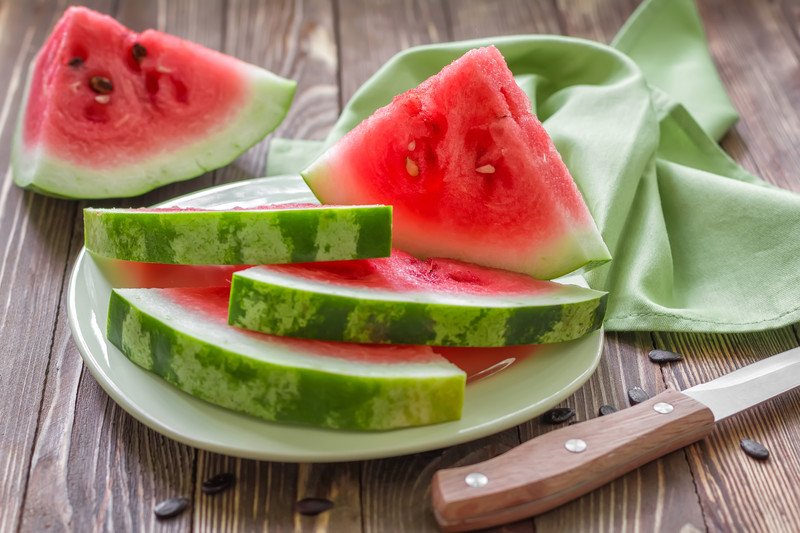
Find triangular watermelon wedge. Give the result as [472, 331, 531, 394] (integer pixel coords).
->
[302, 46, 611, 280]
[12, 7, 296, 199]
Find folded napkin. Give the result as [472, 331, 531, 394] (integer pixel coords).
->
[265, 0, 800, 333]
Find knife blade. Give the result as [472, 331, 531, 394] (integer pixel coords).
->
[431, 347, 800, 532]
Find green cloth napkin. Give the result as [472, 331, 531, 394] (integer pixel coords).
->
[265, 0, 800, 333]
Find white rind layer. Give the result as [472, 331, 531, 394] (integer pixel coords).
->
[117, 288, 462, 378]
[238, 266, 606, 307]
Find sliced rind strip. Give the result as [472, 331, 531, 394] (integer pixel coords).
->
[107, 287, 465, 430]
[229, 265, 607, 346]
[84, 205, 392, 264]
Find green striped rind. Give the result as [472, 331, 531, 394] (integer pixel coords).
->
[229, 267, 607, 346]
[106, 288, 465, 430]
[84, 205, 392, 264]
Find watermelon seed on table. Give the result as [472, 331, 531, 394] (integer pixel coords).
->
[627, 386, 650, 405]
[201, 472, 236, 495]
[648, 349, 684, 363]
[154, 496, 190, 519]
[598, 404, 618, 416]
[740, 438, 770, 461]
[295, 497, 334, 516]
[89, 76, 113, 94]
[541, 407, 575, 425]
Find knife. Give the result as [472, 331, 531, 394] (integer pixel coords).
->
[431, 347, 800, 532]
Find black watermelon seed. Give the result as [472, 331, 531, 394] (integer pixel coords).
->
[154, 496, 190, 519]
[740, 438, 770, 461]
[67, 57, 84, 68]
[89, 76, 113, 94]
[541, 407, 575, 425]
[201, 472, 236, 495]
[295, 497, 334, 516]
[132, 42, 148, 61]
[598, 404, 618, 416]
[627, 386, 650, 405]
[648, 349, 684, 363]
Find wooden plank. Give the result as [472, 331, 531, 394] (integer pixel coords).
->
[362, 431, 529, 533]
[192, 1, 344, 531]
[215, 0, 340, 185]
[16, 2, 225, 531]
[445, 0, 561, 37]
[696, 0, 800, 190]
[337, 0, 450, 105]
[656, 330, 800, 531]
[555, 0, 638, 43]
[0, 2, 113, 532]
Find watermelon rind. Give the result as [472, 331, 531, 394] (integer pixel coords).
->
[303, 159, 612, 280]
[107, 288, 466, 430]
[12, 66, 296, 199]
[299, 46, 613, 280]
[84, 204, 392, 264]
[228, 265, 607, 346]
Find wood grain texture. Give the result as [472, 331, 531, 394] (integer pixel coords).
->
[697, 0, 800, 190]
[363, 430, 529, 533]
[337, 0, 450, 105]
[656, 330, 800, 532]
[1, 1, 799, 532]
[217, 0, 339, 185]
[0, 2, 111, 532]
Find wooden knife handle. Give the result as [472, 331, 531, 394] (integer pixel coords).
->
[431, 389, 715, 532]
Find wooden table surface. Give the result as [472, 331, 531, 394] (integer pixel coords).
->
[2, 0, 799, 531]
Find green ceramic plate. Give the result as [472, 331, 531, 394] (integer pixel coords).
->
[67, 176, 603, 462]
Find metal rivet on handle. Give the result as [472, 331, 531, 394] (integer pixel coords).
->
[464, 472, 488, 488]
[565, 438, 587, 453]
[653, 402, 674, 414]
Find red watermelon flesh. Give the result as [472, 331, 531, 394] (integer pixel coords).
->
[13, 7, 295, 198]
[265, 250, 559, 297]
[302, 46, 611, 279]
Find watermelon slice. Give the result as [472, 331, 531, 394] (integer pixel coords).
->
[84, 203, 392, 264]
[228, 251, 606, 346]
[12, 7, 296, 199]
[301, 46, 611, 279]
[107, 286, 466, 430]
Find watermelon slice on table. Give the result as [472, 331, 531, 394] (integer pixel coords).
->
[107, 286, 465, 430]
[12, 7, 296, 199]
[228, 250, 606, 347]
[84, 203, 392, 264]
[302, 46, 611, 280]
